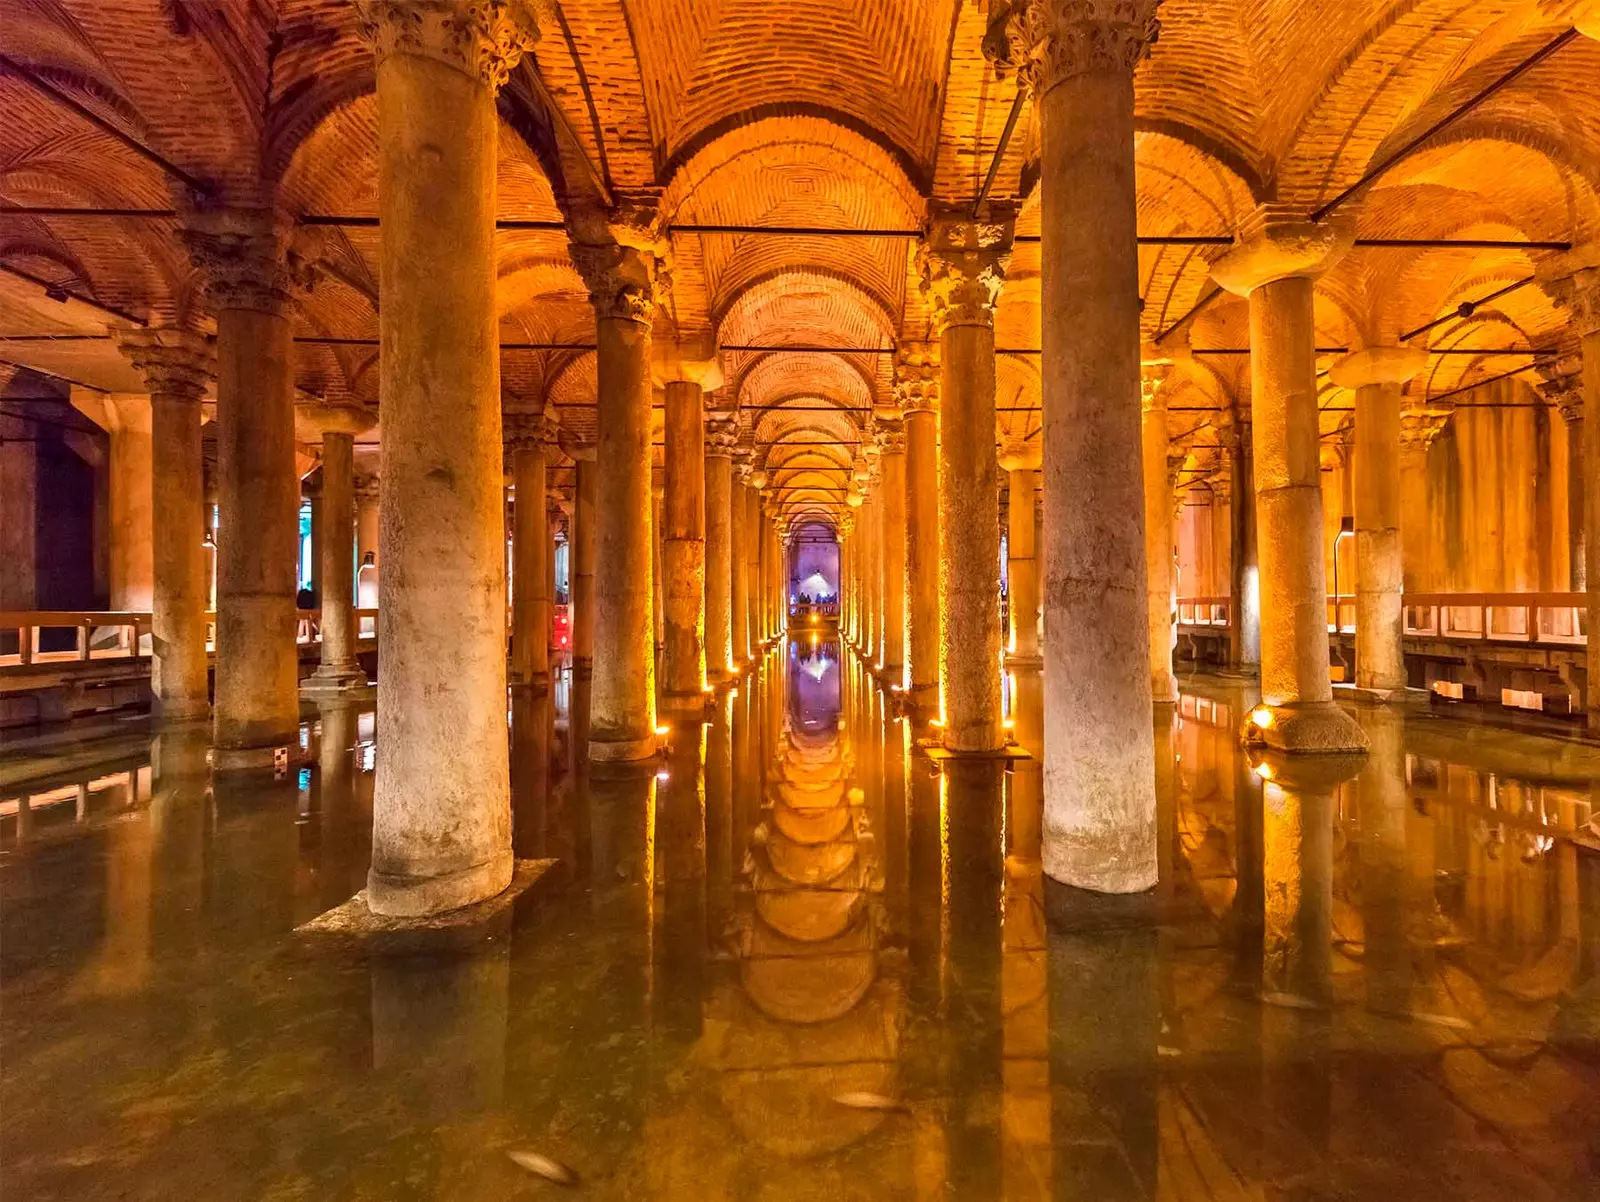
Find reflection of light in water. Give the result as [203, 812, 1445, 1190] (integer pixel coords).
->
[802, 656, 830, 683]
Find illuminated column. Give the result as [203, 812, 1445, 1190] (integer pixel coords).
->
[299, 402, 376, 694]
[1007, 0, 1157, 887]
[652, 476, 664, 654]
[357, 0, 536, 913]
[1331, 346, 1427, 698]
[1222, 415, 1260, 670]
[998, 439, 1041, 665]
[862, 493, 879, 661]
[1540, 377, 1585, 591]
[877, 423, 907, 677]
[1545, 255, 1599, 734]
[745, 477, 764, 649]
[355, 474, 380, 608]
[843, 501, 861, 642]
[704, 419, 735, 679]
[70, 390, 153, 610]
[572, 453, 596, 668]
[1141, 363, 1178, 704]
[1212, 208, 1366, 753]
[757, 495, 771, 642]
[181, 208, 312, 769]
[570, 214, 665, 762]
[507, 412, 555, 689]
[113, 330, 214, 720]
[658, 341, 722, 709]
[731, 466, 751, 665]
[922, 204, 1010, 750]
[899, 345, 941, 706]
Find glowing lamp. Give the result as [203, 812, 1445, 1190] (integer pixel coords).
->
[1249, 706, 1274, 730]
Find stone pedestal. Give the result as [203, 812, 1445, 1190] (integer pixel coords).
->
[922, 207, 1011, 751]
[181, 207, 312, 769]
[298, 403, 376, 695]
[507, 414, 554, 690]
[114, 329, 214, 720]
[357, 0, 536, 915]
[999, 439, 1041, 667]
[1331, 346, 1427, 699]
[1212, 209, 1367, 754]
[571, 227, 663, 762]
[1011, 0, 1158, 888]
[572, 455, 596, 667]
[704, 422, 735, 679]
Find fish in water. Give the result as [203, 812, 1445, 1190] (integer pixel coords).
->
[508, 1149, 580, 1188]
[832, 1091, 908, 1113]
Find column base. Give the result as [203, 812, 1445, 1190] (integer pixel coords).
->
[298, 859, 553, 947]
[1042, 825, 1159, 896]
[1345, 682, 1407, 704]
[366, 849, 515, 919]
[212, 740, 298, 774]
[1243, 700, 1369, 754]
[510, 673, 551, 695]
[300, 663, 371, 696]
[1004, 652, 1043, 670]
[660, 689, 712, 715]
[588, 732, 658, 763]
[155, 697, 211, 722]
[1043, 875, 1159, 932]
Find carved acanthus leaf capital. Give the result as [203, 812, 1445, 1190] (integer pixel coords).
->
[894, 341, 941, 413]
[569, 241, 665, 325]
[987, 0, 1162, 95]
[355, 0, 540, 91]
[920, 204, 1015, 334]
[112, 326, 214, 399]
[876, 419, 906, 455]
[1139, 362, 1171, 413]
[502, 409, 556, 452]
[181, 207, 320, 316]
[1543, 261, 1600, 340]
[705, 416, 740, 456]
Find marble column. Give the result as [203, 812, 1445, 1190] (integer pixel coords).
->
[570, 455, 597, 668]
[899, 345, 941, 706]
[877, 422, 907, 678]
[355, 475, 380, 608]
[507, 414, 555, 690]
[1331, 346, 1427, 698]
[861, 493, 878, 661]
[1546, 256, 1600, 735]
[571, 223, 664, 762]
[921, 204, 1010, 752]
[660, 356, 719, 709]
[113, 329, 214, 719]
[842, 505, 860, 643]
[998, 439, 1041, 666]
[1140, 365, 1178, 704]
[731, 468, 751, 665]
[755, 490, 771, 643]
[358, 0, 536, 914]
[1223, 416, 1261, 670]
[70, 391, 153, 610]
[180, 208, 310, 769]
[1212, 209, 1366, 753]
[704, 421, 735, 680]
[299, 402, 376, 694]
[1006, 0, 1157, 888]
[745, 478, 764, 648]
[652, 478, 665, 654]
[546, 497, 565, 652]
[1551, 390, 1586, 592]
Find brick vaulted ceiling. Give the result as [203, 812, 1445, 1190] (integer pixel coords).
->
[2, 0, 1598, 522]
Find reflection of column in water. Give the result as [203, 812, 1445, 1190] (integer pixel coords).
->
[881, 709, 909, 946]
[1154, 704, 1179, 899]
[1230, 747, 1266, 992]
[653, 725, 708, 1041]
[313, 700, 369, 911]
[1046, 882, 1159, 1201]
[1001, 822, 1052, 1194]
[732, 678, 761, 857]
[149, 726, 210, 956]
[705, 692, 736, 953]
[510, 690, 552, 860]
[369, 941, 510, 1122]
[943, 760, 1005, 1196]
[208, 769, 299, 939]
[1553, 844, 1600, 1049]
[1355, 707, 1412, 1014]
[75, 780, 155, 997]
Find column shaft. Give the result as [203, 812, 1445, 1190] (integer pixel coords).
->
[1567, 413, 1586, 591]
[1354, 382, 1405, 694]
[879, 443, 907, 674]
[1142, 388, 1177, 704]
[311, 430, 362, 684]
[1228, 429, 1261, 669]
[705, 449, 733, 679]
[150, 392, 208, 718]
[572, 460, 596, 665]
[1006, 468, 1039, 661]
[662, 380, 706, 706]
[1584, 329, 1599, 734]
[905, 407, 940, 703]
[368, 28, 514, 914]
[1036, 48, 1155, 888]
[511, 441, 549, 686]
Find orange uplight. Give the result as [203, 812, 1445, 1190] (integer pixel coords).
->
[1250, 706, 1274, 730]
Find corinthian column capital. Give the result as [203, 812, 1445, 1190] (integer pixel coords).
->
[355, 0, 540, 91]
[1540, 248, 1600, 339]
[181, 207, 321, 316]
[113, 326, 214, 400]
[894, 341, 941, 414]
[987, 1, 1162, 94]
[919, 203, 1016, 334]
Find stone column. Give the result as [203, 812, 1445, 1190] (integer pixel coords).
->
[71, 391, 154, 610]
[546, 497, 565, 652]
[357, 0, 536, 914]
[570, 217, 665, 762]
[1545, 255, 1599, 734]
[181, 208, 312, 769]
[731, 466, 751, 665]
[1331, 346, 1428, 698]
[998, 439, 1041, 666]
[921, 204, 1011, 752]
[1141, 364, 1178, 704]
[842, 507, 859, 643]
[1541, 375, 1586, 592]
[861, 493, 878, 661]
[704, 421, 735, 679]
[658, 341, 722, 709]
[899, 345, 942, 706]
[298, 402, 376, 694]
[572, 454, 597, 668]
[1222, 415, 1260, 670]
[1003, 0, 1157, 887]
[355, 474, 380, 608]
[756, 491, 773, 643]
[745, 478, 764, 649]
[877, 422, 907, 678]
[652, 478, 665, 654]
[113, 329, 214, 719]
[1212, 208, 1366, 752]
[507, 413, 555, 690]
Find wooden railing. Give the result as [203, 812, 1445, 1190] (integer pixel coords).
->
[1176, 592, 1587, 647]
[1, 609, 379, 669]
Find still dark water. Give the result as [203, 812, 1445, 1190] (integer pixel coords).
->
[4, 641, 1600, 1199]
